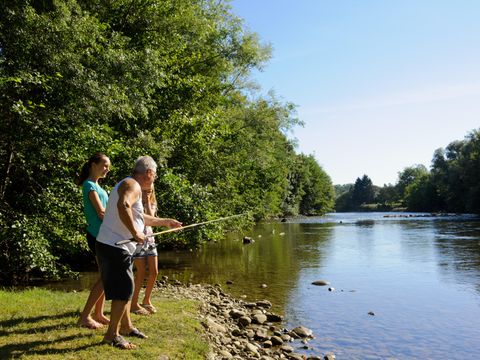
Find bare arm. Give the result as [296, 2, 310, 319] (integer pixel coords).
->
[144, 214, 182, 228]
[117, 179, 145, 243]
[88, 190, 105, 220]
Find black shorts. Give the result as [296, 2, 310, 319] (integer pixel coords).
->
[95, 241, 134, 301]
[86, 232, 97, 254]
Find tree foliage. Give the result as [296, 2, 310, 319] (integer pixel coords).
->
[0, 0, 333, 283]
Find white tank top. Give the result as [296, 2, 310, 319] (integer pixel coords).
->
[97, 177, 144, 254]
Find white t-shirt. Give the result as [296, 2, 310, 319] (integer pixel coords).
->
[97, 177, 144, 254]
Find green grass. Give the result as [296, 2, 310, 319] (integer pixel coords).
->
[0, 288, 210, 359]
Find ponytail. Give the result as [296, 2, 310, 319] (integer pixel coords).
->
[75, 153, 107, 186]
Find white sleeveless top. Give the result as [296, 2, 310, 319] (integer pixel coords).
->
[97, 177, 144, 254]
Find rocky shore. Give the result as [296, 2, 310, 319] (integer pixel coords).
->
[156, 278, 334, 360]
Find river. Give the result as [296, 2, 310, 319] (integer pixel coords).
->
[52, 212, 480, 359]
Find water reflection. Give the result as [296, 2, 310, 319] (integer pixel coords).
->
[45, 213, 480, 359]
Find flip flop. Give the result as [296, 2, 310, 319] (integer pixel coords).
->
[141, 304, 157, 314]
[123, 327, 148, 339]
[103, 335, 135, 349]
[131, 307, 149, 315]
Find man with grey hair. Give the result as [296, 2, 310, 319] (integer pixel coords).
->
[96, 156, 182, 349]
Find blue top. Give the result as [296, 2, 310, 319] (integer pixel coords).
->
[82, 180, 109, 237]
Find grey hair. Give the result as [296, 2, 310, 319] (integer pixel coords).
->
[133, 156, 157, 174]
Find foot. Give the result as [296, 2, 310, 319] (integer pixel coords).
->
[78, 317, 103, 330]
[141, 304, 157, 314]
[120, 327, 148, 339]
[93, 314, 110, 325]
[130, 305, 149, 315]
[102, 335, 136, 349]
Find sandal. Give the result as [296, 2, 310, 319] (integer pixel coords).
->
[131, 307, 149, 316]
[103, 335, 135, 349]
[123, 327, 148, 339]
[141, 304, 157, 314]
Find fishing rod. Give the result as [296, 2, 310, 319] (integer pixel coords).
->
[115, 213, 248, 245]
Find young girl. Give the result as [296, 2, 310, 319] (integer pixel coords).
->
[130, 184, 159, 315]
[76, 153, 111, 329]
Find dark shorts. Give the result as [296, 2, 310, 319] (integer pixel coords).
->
[86, 232, 97, 254]
[95, 241, 134, 301]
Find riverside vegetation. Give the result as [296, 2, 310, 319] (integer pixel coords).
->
[0, 0, 335, 284]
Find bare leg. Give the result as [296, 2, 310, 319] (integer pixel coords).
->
[93, 292, 109, 325]
[131, 258, 147, 312]
[142, 256, 158, 306]
[104, 300, 136, 349]
[78, 277, 104, 329]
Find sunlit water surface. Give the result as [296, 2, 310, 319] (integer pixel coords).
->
[53, 213, 480, 359]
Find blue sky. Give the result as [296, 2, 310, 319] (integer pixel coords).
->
[230, 0, 480, 185]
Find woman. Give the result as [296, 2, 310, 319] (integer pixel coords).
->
[130, 184, 159, 315]
[76, 153, 111, 329]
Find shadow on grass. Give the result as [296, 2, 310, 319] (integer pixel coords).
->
[0, 310, 79, 330]
[0, 333, 101, 358]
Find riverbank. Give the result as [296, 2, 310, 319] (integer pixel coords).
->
[0, 280, 329, 359]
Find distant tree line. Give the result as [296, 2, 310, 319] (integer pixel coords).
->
[0, 0, 334, 284]
[335, 129, 480, 213]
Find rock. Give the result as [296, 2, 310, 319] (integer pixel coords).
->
[243, 302, 257, 308]
[328, 287, 335, 292]
[281, 334, 292, 342]
[287, 353, 305, 360]
[254, 328, 269, 341]
[266, 313, 283, 322]
[245, 343, 259, 355]
[252, 314, 268, 324]
[231, 328, 242, 337]
[260, 283, 268, 288]
[368, 311, 375, 316]
[219, 350, 233, 358]
[307, 357, 323, 360]
[256, 300, 272, 308]
[204, 317, 227, 333]
[291, 326, 313, 338]
[243, 236, 253, 244]
[279, 232, 286, 236]
[324, 353, 336, 360]
[271, 336, 284, 345]
[311, 280, 330, 286]
[245, 329, 255, 338]
[280, 345, 294, 353]
[226, 280, 234, 285]
[229, 309, 246, 319]
[263, 340, 273, 348]
[238, 316, 252, 327]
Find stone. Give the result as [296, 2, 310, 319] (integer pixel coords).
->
[243, 236, 253, 244]
[266, 313, 283, 322]
[324, 353, 336, 360]
[260, 283, 268, 288]
[219, 350, 233, 358]
[226, 280, 234, 285]
[271, 336, 284, 345]
[263, 340, 273, 348]
[287, 354, 304, 360]
[245, 343, 259, 355]
[280, 345, 294, 353]
[368, 311, 375, 316]
[205, 317, 227, 333]
[238, 316, 252, 327]
[253, 314, 268, 324]
[229, 309, 246, 319]
[328, 287, 335, 292]
[311, 280, 330, 286]
[254, 328, 269, 341]
[281, 334, 292, 342]
[291, 326, 313, 338]
[256, 300, 272, 308]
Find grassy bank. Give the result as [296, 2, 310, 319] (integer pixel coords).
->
[0, 288, 209, 359]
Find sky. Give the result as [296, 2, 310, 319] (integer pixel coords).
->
[229, 0, 480, 185]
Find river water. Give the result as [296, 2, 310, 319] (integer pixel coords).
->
[55, 212, 480, 359]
